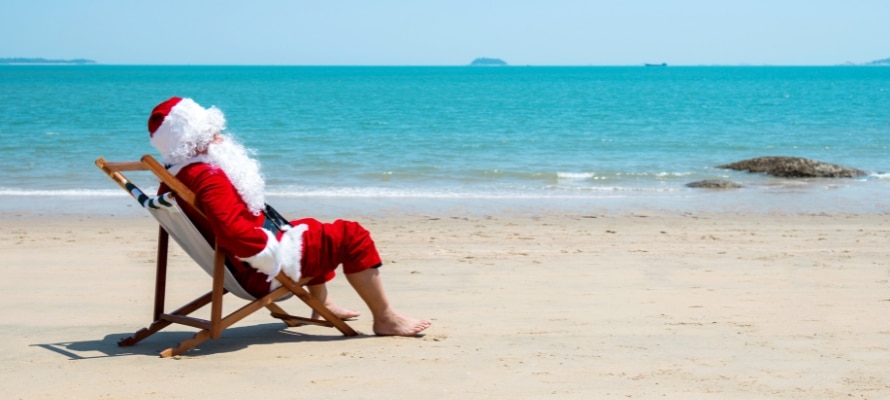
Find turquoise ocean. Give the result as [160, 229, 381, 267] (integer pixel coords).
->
[1, 65, 889, 216]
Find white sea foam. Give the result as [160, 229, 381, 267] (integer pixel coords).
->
[653, 171, 693, 178]
[265, 184, 683, 200]
[0, 188, 130, 197]
[869, 172, 890, 180]
[557, 172, 596, 180]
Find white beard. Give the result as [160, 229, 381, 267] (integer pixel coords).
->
[205, 137, 266, 215]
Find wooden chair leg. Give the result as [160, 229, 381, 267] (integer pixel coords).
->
[265, 303, 305, 327]
[275, 273, 359, 336]
[118, 291, 214, 347]
[160, 330, 212, 358]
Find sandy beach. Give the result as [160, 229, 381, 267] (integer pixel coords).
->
[2, 209, 889, 399]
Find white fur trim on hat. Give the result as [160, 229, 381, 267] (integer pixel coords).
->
[149, 97, 226, 165]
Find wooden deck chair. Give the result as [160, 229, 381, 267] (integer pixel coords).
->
[95, 155, 357, 357]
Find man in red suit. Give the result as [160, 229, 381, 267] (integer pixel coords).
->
[148, 96, 430, 336]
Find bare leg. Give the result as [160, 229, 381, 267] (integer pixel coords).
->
[307, 283, 361, 320]
[345, 268, 431, 336]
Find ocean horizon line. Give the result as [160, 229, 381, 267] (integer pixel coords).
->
[2, 63, 883, 68]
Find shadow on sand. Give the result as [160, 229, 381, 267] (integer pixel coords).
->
[32, 323, 369, 359]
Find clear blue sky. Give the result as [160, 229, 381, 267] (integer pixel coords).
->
[2, 0, 887, 65]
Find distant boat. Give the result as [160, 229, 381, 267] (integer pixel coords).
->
[644, 63, 667, 67]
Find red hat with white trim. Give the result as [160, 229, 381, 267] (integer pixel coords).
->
[147, 97, 226, 164]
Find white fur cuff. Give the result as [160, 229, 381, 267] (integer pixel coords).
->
[238, 229, 280, 278]
[276, 224, 308, 284]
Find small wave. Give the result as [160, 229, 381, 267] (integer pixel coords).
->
[546, 185, 685, 193]
[557, 172, 597, 181]
[869, 172, 890, 180]
[0, 188, 129, 197]
[268, 187, 540, 199]
[613, 171, 694, 178]
[654, 171, 693, 178]
[266, 184, 683, 200]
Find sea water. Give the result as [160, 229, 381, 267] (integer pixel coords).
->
[1, 65, 889, 216]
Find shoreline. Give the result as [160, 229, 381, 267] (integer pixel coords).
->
[4, 185, 889, 220]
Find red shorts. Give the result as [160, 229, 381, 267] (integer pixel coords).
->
[293, 218, 382, 286]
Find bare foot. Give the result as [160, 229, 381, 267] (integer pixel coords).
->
[312, 301, 361, 321]
[373, 311, 432, 337]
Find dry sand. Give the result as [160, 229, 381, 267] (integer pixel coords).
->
[2, 210, 889, 399]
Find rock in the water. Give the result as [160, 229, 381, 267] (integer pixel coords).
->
[717, 156, 866, 178]
[686, 179, 743, 189]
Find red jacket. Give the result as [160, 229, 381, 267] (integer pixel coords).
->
[164, 162, 283, 297]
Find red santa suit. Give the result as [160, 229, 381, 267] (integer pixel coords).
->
[164, 161, 382, 298]
[148, 96, 381, 298]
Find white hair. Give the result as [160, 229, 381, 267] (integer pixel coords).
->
[204, 135, 267, 215]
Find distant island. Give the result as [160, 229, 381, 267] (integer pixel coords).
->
[863, 57, 890, 66]
[470, 57, 507, 66]
[0, 57, 96, 65]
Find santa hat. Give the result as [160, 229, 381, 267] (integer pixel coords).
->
[147, 97, 226, 164]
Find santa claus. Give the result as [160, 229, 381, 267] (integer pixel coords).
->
[147, 97, 430, 336]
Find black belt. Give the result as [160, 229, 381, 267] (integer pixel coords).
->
[262, 203, 292, 236]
